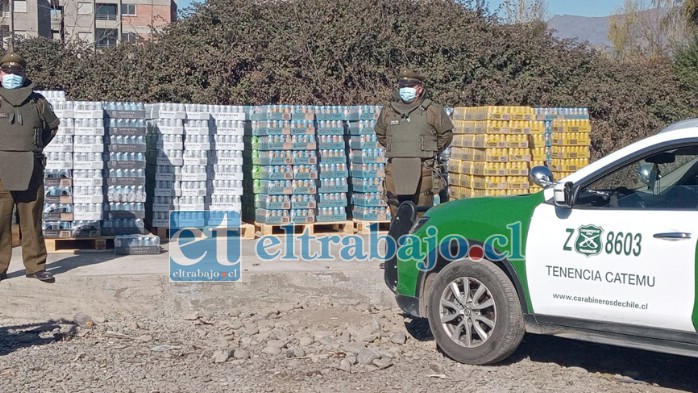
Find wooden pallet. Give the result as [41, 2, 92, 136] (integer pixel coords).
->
[239, 223, 256, 240]
[12, 224, 20, 247]
[44, 237, 114, 254]
[311, 220, 354, 236]
[153, 223, 255, 243]
[153, 227, 202, 244]
[254, 221, 312, 237]
[254, 220, 353, 237]
[353, 219, 391, 235]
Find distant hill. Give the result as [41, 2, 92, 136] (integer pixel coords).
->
[547, 14, 611, 49]
[547, 8, 668, 51]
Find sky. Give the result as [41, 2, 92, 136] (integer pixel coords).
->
[176, 1, 628, 17]
[176, 0, 199, 11]
[486, 0, 628, 18]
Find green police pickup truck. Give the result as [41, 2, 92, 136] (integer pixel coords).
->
[384, 119, 698, 365]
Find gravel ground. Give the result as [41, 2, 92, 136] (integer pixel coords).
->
[1, 267, 697, 392]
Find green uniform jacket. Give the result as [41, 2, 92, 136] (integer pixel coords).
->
[0, 79, 60, 191]
[374, 91, 454, 158]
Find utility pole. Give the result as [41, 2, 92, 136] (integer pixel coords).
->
[92, 0, 96, 51]
[8, 0, 14, 51]
[118, 0, 123, 46]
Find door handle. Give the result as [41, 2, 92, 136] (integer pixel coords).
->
[653, 232, 692, 240]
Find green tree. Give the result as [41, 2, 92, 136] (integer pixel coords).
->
[674, 35, 698, 90]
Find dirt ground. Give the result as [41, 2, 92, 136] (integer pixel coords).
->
[1, 240, 697, 393]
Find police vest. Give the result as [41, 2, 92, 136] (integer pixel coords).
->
[383, 98, 438, 159]
[0, 93, 46, 153]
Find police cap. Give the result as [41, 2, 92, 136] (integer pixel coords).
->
[0, 52, 26, 71]
[398, 69, 425, 83]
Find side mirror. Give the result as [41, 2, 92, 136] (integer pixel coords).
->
[638, 162, 659, 191]
[553, 181, 575, 208]
[638, 162, 653, 184]
[529, 166, 555, 188]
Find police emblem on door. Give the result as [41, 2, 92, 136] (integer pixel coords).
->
[575, 224, 604, 257]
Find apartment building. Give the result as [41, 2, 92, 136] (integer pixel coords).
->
[0, 1, 56, 47]
[0, 0, 177, 48]
[59, 0, 177, 47]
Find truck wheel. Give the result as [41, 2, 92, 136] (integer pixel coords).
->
[427, 259, 524, 365]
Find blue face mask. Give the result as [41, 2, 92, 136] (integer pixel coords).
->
[399, 87, 417, 102]
[2, 74, 23, 89]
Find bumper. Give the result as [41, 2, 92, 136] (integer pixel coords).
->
[395, 294, 422, 318]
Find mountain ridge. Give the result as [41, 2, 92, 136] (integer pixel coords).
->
[547, 14, 611, 49]
[547, 7, 668, 50]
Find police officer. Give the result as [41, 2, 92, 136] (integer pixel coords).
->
[0, 52, 60, 283]
[375, 69, 453, 217]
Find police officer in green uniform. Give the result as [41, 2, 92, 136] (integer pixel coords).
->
[375, 69, 454, 217]
[0, 52, 60, 283]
